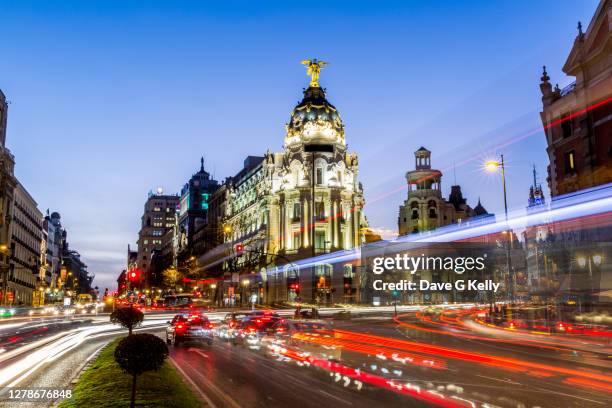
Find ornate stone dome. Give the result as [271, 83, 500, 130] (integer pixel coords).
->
[285, 86, 345, 147]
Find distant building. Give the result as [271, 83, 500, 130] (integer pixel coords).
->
[540, 0, 612, 197]
[9, 182, 43, 305]
[398, 147, 489, 236]
[43, 211, 65, 290]
[62, 248, 91, 296]
[135, 190, 179, 288]
[176, 158, 219, 262]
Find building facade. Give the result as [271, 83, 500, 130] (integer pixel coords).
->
[398, 147, 488, 236]
[536, 1, 612, 307]
[176, 158, 219, 262]
[213, 62, 367, 306]
[9, 182, 43, 305]
[540, 0, 612, 197]
[135, 190, 179, 288]
[0, 90, 17, 306]
[42, 211, 64, 290]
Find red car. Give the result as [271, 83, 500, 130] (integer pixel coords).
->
[166, 313, 214, 346]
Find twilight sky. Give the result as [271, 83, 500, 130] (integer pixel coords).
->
[0, 0, 599, 291]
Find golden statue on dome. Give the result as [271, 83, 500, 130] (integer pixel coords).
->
[301, 59, 328, 87]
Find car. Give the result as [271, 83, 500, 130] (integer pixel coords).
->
[232, 314, 282, 348]
[216, 312, 250, 341]
[267, 319, 340, 360]
[166, 313, 214, 346]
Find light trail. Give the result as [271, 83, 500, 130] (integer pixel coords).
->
[0, 315, 171, 387]
[331, 329, 612, 387]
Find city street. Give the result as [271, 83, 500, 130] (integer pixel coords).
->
[170, 311, 611, 408]
[1, 307, 609, 407]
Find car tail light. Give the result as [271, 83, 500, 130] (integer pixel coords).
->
[207, 323, 214, 329]
[176, 324, 185, 330]
[248, 327, 256, 333]
[277, 328, 285, 333]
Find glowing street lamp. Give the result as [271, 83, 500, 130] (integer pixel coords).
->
[484, 154, 512, 300]
[484, 155, 508, 221]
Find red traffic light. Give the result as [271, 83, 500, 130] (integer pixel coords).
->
[235, 244, 244, 254]
[128, 269, 140, 281]
[290, 283, 300, 290]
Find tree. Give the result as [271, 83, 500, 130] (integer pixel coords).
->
[162, 267, 183, 291]
[114, 334, 169, 408]
[110, 306, 144, 335]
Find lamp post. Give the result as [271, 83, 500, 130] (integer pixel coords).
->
[577, 253, 602, 308]
[485, 155, 508, 221]
[485, 155, 513, 301]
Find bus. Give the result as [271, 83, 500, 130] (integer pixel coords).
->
[162, 294, 194, 309]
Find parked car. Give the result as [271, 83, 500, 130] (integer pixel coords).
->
[166, 313, 214, 346]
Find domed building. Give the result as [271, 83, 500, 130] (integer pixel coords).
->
[216, 60, 367, 306]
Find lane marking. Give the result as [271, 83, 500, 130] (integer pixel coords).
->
[476, 375, 521, 386]
[188, 348, 209, 358]
[170, 356, 218, 408]
[181, 351, 242, 408]
[318, 389, 352, 406]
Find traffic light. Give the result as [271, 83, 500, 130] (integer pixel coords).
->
[128, 269, 140, 282]
[234, 243, 244, 254]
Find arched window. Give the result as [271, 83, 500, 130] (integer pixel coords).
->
[410, 201, 419, 220]
[428, 200, 437, 219]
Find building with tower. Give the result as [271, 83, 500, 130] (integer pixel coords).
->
[209, 60, 367, 306]
[398, 147, 488, 236]
[176, 158, 219, 262]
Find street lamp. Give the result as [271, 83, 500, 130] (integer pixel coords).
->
[484, 155, 508, 221]
[484, 155, 512, 301]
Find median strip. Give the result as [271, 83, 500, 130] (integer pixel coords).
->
[59, 338, 202, 408]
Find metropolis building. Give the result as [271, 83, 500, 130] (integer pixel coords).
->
[214, 61, 367, 306]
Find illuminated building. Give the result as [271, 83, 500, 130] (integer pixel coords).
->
[0, 89, 17, 306]
[540, 0, 612, 197]
[176, 158, 219, 263]
[135, 189, 179, 288]
[212, 60, 367, 305]
[535, 1, 612, 305]
[9, 182, 43, 305]
[398, 147, 489, 236]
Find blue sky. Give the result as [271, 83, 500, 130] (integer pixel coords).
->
[0, 0, 599, 290]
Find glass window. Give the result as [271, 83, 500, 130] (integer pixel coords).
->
[316, 168, 323, 185]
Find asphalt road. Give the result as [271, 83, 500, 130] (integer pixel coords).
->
[171, 312, 612, 408]
[0, 308, 609, 408]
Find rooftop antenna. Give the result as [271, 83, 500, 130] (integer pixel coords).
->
[532, 164, 537, 188]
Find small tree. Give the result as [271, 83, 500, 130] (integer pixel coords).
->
[110, 306, 144, 335]
[114, 334, 169, 408]
[162, 267, 183, 291]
